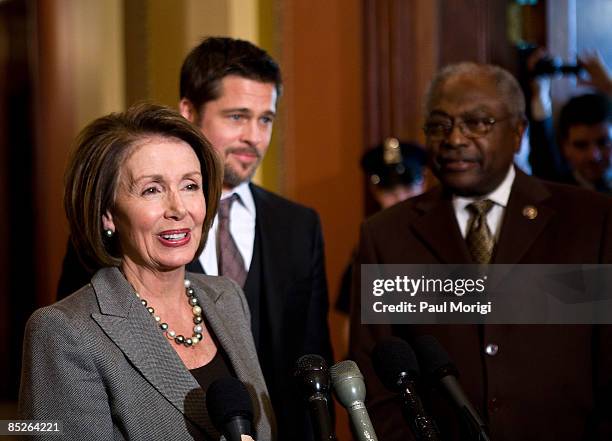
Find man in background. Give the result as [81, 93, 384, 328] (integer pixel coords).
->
[336, 137, 425, 314]
[178, 37, 333, 441]
[350, 62, 612, 440]
[554, 93, 611, 191]
[335, 138, 426, 357]
[528, 50, 612, 192]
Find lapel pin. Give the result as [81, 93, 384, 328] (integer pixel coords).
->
[522, 205, 538, 220]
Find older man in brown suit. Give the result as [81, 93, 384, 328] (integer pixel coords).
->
[350, 63, 612, 440]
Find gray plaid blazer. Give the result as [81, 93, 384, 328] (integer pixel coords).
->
[19, 267, 276, 440]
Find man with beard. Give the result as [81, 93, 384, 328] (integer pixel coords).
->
[350, 62, 612, 440]
[58, 37, 332, 441]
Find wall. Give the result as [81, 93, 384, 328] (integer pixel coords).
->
[35, 0, 124, 306]
[279, 2, 364, 438]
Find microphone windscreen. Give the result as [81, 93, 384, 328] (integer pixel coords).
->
[330, 360, 366, 405]
[412, 335, 459, 381]
[330, 360, 362, 383]
[295, 353, 328, 374]
[372, 337, 419, 392]
[206, 377, 254, 430]
[294, 354, 330, 393]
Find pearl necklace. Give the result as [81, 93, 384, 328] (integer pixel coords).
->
[135, 279, 204, 347]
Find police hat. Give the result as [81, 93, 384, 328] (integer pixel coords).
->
[361, 138, 426, 188]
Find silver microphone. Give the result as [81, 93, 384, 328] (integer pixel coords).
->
[330, 360, 378, 441]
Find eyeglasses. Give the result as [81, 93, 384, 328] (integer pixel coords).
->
[423, 115, 512, 140]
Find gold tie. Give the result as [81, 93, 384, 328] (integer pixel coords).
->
[466, 200, 495, 264]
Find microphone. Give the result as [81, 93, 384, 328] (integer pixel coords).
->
[413, 335, 491, 441]
[206, 377, 255, 441]
[330, 360, 378, 441]
[294, 354, 338, 441]
[372, 337, 441, 441]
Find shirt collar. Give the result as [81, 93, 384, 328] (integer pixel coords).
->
[221, 181, 255, 216]
[453, 165, 516, 211]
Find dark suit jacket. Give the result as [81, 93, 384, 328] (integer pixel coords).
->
[231, 184, 333, 441]
[350, 170, 612, 441]
[57, 183, 333, 441]
[21, 267, 274, 440]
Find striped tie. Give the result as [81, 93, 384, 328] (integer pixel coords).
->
[466, 199, 495, 264]
[217, 194, 247, 287]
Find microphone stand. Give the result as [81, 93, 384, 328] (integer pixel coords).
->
[398, 375, 441, 441]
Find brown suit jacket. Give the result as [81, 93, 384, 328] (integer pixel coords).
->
[350, 169, 612, 441]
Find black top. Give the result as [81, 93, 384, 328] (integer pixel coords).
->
[190, 335, 234, 440]
[189, 348, 233, 393]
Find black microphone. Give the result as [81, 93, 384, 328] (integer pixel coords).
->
[372, 337, 441, 441]
[413, 335, 491, 441]
[206, 377, 255, 441]
[294, 354, 338, 441]
[330, 360, 378, 441]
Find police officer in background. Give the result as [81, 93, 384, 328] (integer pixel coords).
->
[335, 138, 426, 345]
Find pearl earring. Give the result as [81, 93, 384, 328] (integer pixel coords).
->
[104, 229, 114, 238]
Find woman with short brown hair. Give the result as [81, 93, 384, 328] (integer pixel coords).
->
[19, 103, 275, 440]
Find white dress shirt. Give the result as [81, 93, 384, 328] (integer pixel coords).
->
[452, 166, 515, 239]
[200, 181, 256, 275]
